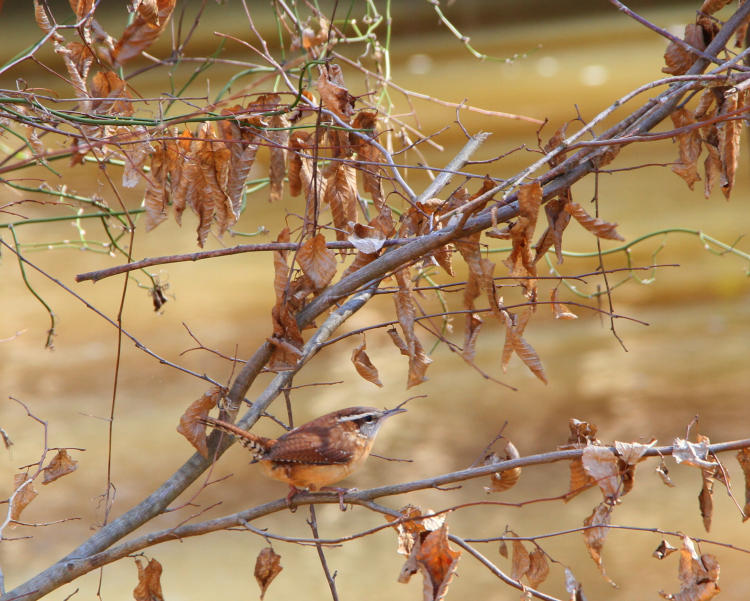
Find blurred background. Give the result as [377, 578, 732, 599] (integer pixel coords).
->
[1, 1, 749, 600]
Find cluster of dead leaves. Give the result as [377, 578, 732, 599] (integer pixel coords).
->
[664, 1, 749, 198]
[657, 536, 720, 601]
[9, 449, 78, 524]
[388, 505, 460, 601]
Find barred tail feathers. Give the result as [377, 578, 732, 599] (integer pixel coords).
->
[200, 416, 271, 460]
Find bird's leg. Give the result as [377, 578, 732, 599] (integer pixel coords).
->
[285, 485, 302, 512]
[320, 486, 355, 511]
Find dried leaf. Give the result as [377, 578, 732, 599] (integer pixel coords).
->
[504, 182, 541, 297]
[663, 24, 706, 76]
[317, 64, 355, 119]
[511, 539, 530, 582]
[700, 0, 732, 15]
[415, 524, 461, 601]
[394, 268, 432, 388]
[387, 327, 410, 356]
[462, 312, 483, 363]
[90, 70, 133, 116]
[551, 288, 577, 320]
[527, 548, 550, 589]
[717, 88, 743, 198]
[324, 162, 357, 241]
[219, 111, 260, 215]
[176, 387, 222, 458]
[388, 504, 446, 558]
[659, 536, 720, 601]
[565, 202, 624, 241]
[498, 539, 508, 558]
[42, 449, 78, 484]
[583, 502, 616, 587]
[737, 447, 750, 521]
[10, 473, 38, 522]
[533, 193, 572, 264]
[657, 459, 677, 487]
[348, 222, 385, 254]
[351, 335, 382, 387]
[670, 108, 702, 190]
[133, 557, 164, 601]
[698, 473, 714, 532]
[565, 568, 584, 601]
[654, 539, 679, 560]
[116, 126, 154, 188]
[672, 438, 715, 469]
[113, 0, 176, 67]
[144, 139, 168, 231]
[582, 446, 621, 500]
[255, 547, 283, 600]
[268, 111, 289, 203]
[69, 0, 95, 19]
[297, 234, 337, 290]
[195, 121, 235, 242]
[486, 441, 522, 493]
[501, 309, 547, 384]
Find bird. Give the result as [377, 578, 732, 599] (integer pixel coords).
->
[200, 406, 406, 507]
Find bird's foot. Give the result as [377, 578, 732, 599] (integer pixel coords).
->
[320, 486, 356, 511]
[285, 485, 302, 512]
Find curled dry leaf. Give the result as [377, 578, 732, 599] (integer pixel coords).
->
[387, 504, 446, 557]
[583, 502, 616, 587]
[133, 557, 164, 601]
[656, 459, 677, 487]
[565, 202, 624, 241]
[737, 447, 750, 521]
[717, 88, 745, 199]
[394, 268, 432, 388]
[113, 0, 176, 67]
[485, 441, 522, 493]
[504, 181, 541, 297]
[663, 23, 706, 76]
[351, 335, 383, 387]
[297, 233, 337, 290]
[659, 536, 720, 601]
[268, 111, 289, 204]
[670, 107, 702, 190]
[565, 567, 585, 601]
[317, 63, 355, 119]
[501, 309, 547, 384]
[700, 0, 732, 14]
[348, 222, 386, 255]
[42, 449, 78, 484]
[672, 438, 715, 470]
[415, 524, 461, 601]
[324, 162, 358, 241]
[582, 445, 620, 501]
[615, 439, 656, 496]
[527, 548, 550, 589]
[511, 538, 530, 582]
[654, 539, 679, 560]
[10, 473, 38, 522]
[462, 312, 483, 363]
[562, 418, 599, 500]
[551, 288, 577, 320]
[255, 547, 283, 600]
[176, 387, 222, 458]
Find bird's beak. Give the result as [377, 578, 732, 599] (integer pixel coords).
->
[382, 406, 407, 419]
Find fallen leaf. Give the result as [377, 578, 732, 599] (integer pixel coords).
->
[42, 449, 78, 484]
[176, 387, 222, 458]
[255, 547, 283, 600]
[133, 557, 164, 601]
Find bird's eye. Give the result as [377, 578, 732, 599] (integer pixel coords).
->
[363, 414, 375, 423]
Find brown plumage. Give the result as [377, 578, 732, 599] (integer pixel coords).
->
[201, 406, 404, 494]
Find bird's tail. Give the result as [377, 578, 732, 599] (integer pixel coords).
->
[200, 416, 271, 461]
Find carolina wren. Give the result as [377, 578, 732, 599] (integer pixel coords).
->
[201, 406, 405, 504]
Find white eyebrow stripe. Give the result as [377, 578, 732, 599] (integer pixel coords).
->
[337, 412, 380, 422]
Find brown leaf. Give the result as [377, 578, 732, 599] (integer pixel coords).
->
[268, 111, 289, 203]
[562, 419, 599, 501]
[534, 193, 572, 264]
[218, 111, 260, 215]
[737, 447, 750, 521]
[255, 547, 283, 600]
[565, 202, 624, 241]
[654, 539, 679, 560]
[486, 441, 522, 493]
[502, 309, 547, 384]
[583, 502, 616, 587]
[670, 108, 702, 190]
[551, 288, 578, 320]
[455, 233, 502, 320]
[394, 268, 432, 388]
[133, 557, 164, 601]
[387, 327, 410, 356]
[348, 222, 386, 255]
[582, 445, 621, 501]
[462, 312, 483, 363]
[195, 121, 235, 242]
[317, 64, 355, 119]
[672, 438, 715, 470]
[415, 524, 461, 601]
[504, 182, 541, 297]
[176, 387, 222, 458]
[10, 473, 38, 522]
[42, 449, 78, 484]
[69, 0, 95, 19]
[297, 234, 337, 290]
[656, 459, 677, 487]
[700, 0, 732, 14]
[511, 539, 530, 581]
[660, 536, 720, 601]
[113, 0, 176, 67]
[115, 126, 154, 188]
[698, 474, 714, 532]
[527, 548, 550, 589]
[324, 162, 357, 241]
[717, 88, 744, 199]
[90, 70, 133, 116]
[351, 335, 383, 387]
[703, 140, 722, 198]
[143, 140, 168, 231]
[663, 24, 706, 76]
[388, 504, 446, 558]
